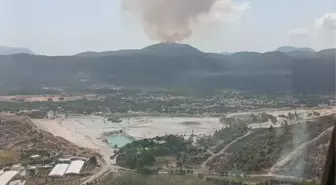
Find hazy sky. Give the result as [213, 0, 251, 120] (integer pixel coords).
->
[0, 0, 335, 55]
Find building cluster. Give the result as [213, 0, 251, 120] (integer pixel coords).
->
[0, 154, 90, 185]
[48, 160, 85, 177]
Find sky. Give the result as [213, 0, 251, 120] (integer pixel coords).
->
[0, 0, 335, 55]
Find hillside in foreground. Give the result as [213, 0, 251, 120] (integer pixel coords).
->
[0, 116, 94, 158]
[206, 114, 335, 180]
[274, 127, 332, 179]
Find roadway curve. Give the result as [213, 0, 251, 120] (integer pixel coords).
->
[200, 130, 253, 171]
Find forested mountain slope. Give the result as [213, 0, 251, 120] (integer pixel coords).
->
[0, 44, 334, 94]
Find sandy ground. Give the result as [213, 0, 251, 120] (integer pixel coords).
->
[122, 116, 224, 139]
[34, 116, 224, 141]
[32, 118, 116, 164]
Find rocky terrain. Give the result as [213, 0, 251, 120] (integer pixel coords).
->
[0, 116, 94, 156]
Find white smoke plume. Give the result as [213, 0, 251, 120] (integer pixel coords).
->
[122, 0, 249, 42]
[315, 12, 336, 32]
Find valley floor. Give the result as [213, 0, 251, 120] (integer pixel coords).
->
[31, 107, 335, 178]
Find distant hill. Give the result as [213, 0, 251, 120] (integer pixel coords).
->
[76, 49, 143, 57]
[318, 48, 336, 61]
[142, 42, 203, 56]
[276, 46, 316, 53]
[221, 52, 233, 55]
[76, 43, 203, 57]
[275, 46, 317, 59]
[0, 46, 34, 55]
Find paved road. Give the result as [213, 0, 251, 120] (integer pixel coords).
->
[200, 131, 253, 170]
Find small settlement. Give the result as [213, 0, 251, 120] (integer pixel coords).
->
[0, 154, 99, 185]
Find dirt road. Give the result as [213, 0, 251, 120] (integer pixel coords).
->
[200, 130, 253, 171]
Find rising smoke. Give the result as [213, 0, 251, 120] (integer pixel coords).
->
[122, 0, 221, 42]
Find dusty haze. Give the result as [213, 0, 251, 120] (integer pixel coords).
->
[122, 0, 219, 42]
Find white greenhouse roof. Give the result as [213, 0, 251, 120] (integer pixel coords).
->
[65, 160, 84, 174]
[0, 171, 18, 185]
[58, 158, 71, 163]
[29, 155, 41, 159]
[48, 164, 69, 177]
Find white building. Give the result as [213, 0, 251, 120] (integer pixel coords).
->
[65, 160, 85, 175]
[0, 171, 18, 185]
[58, 158, 71, 163]
[29, 155, 41, 160]
[48, 164, 69, 177]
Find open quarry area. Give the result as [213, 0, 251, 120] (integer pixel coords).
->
[32, 107, 335, 150]
[33, 116, 222, 145]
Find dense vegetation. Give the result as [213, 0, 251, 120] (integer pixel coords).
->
[1, 89, 333, 118]
[116, 135, 207, 169]
[220, 113, 278, 125]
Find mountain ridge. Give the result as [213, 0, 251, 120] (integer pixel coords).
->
[0, 44, 334, 94]
[76, 43, 203, 57]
